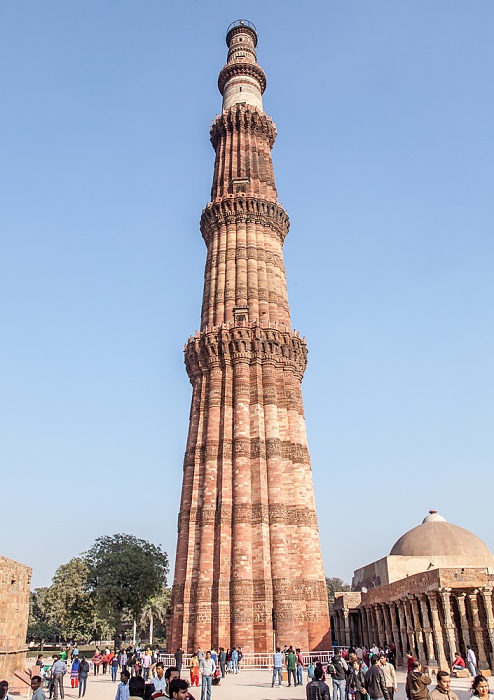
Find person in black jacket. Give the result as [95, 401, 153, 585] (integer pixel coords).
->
[328, 651, 348, 700]
[307, 666, 331, 700]
[348, 660, 367, 700]
[364, 656, 389, 700]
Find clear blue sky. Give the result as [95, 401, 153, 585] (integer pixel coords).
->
[1, 1, 493, 589]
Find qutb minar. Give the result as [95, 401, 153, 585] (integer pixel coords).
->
[168, 20, 331, 653]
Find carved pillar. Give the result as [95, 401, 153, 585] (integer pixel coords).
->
[361, 606, 370, 648]
[382, 603, 393, 647]
[428, 592, 448, 670]
[367, 606, 376, 646]
[343, 609, 351, 647]
[397, 600, 409, 663]
[390, 602, 403, 666]
[418, 594, 437, 666]
[456, 593, 471, 651]
[438, 588, 459, 664]
[403, 598, 416, 657]
[334, 610, 341, 644]
[468, 591, 488, 669]
[410, 596, 426, 662]
[480, 588, 494, 669]
[375, 604, 385, 648]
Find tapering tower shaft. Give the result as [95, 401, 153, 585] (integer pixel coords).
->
[169, 20, 330, 653]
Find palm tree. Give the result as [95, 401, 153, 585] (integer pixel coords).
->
[140, 590, 170, 644]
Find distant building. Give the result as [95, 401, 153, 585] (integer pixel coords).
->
[0, 555, 31, 678]
[332, 511, 494, 670]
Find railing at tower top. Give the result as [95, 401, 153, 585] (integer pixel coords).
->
[226, 19, 258, 35]
[157, 650, 347, 670]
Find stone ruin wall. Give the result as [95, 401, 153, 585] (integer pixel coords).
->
[0, 556, 32, 679]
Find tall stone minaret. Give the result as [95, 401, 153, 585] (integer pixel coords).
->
[168, 20, 330, 653]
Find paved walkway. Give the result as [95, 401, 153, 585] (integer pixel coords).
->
[29, 668, 483, 700]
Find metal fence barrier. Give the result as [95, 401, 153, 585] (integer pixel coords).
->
[158, 650, 346, 670]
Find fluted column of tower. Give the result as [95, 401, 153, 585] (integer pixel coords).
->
[169, 20, 330, 653]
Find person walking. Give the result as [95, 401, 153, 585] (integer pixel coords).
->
[199, 652, 215, 700]
[348, 659, 367, 700]
[272, 647, 283, 688]
[286, 648, 298, 687]
[405, 660, 431, 700]
[70, 658, 81, 689]
[111, 654, 120, 682]
[115, 670, 131, 700]
[296, 649, 304, 686]
[365, 655, 389, 700]
[230, 649, 239, 675]
[51, 655, 67, 700]
[93, 650, 103, 676]
[430, 671, 459, 700]
[78, 658, 90, 698]
[174, 649, 184, 674]
[467, 647, 478, 677]
[150, 663, 166, 694]
[471, 675, 491, 700]
[218, 649, 226, 679]
[190, 653, 200, 687]
[379, 653, 397, 700]
[329, 649, 348, 700]
[141, 651, 152, 681]
[306, 666, 330, 700]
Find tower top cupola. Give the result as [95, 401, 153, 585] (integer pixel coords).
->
[219, 20, 266, 112]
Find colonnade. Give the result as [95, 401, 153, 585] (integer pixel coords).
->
[332, 587, 494, 670]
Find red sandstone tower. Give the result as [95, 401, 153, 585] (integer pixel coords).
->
[169, 20, 330, 653]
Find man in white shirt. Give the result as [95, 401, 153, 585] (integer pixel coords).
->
[379, 653, 398, 700]
[199, 652, 216, 700]
[151, 663, 167, 694]
[467, 646, 477, 677]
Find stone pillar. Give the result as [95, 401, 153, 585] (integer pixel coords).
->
[438, 588, 459, 665]
[456, 593, 471, 651]
[418, 594, 437, 666]
[375, 604, 385, 648]
[403, 598, 416, 657]
[365, 606, 374, 647]
[390, 602, 403, 666]
[397, 600, 409, 664]
[410, 596, 426, 663]
[468, 591, 488, 669]
[480, 588, 494, 669]
[382, 603, 393, 647]
[343, 609, 351, 647]
[361, 606, 370, 648]
[333, 610, 340, 645]
[428, 592, 448, 670]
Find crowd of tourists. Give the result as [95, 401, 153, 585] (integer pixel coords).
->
[23, 644, 237, 700]
[15, 639, 493, 700]
[301, 644, 492, 700]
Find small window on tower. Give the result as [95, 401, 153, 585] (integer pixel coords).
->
[239, 87, 242, 92]
[233, 306, 249, 324]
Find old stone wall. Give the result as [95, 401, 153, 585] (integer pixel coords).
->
[0, 556, 32, 679]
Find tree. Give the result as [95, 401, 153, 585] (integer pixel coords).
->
[45, 558, 98, 641]
[28, 588, 62, 647]
[326, 576, 351, 605]
[84, 534, 169, 643]
[139, 588, 170, 644]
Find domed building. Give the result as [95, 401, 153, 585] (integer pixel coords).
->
[331, 512, 494, 672]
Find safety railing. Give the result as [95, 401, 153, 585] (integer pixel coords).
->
[158, 650, 346, 670]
